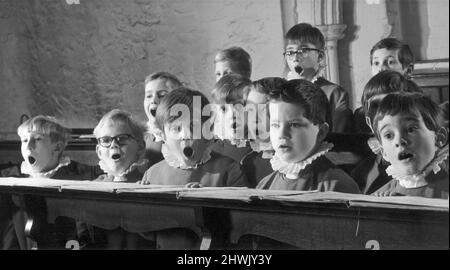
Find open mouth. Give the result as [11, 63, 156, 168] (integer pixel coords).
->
[150, 108, 157, 117]
[398, 151, 414, 161]
[294, 66, 303, 74]
[28, 156, 36, 165]
[183, 146, 194, 158]
[111, 153, 121, 161]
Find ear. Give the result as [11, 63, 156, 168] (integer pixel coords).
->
[317, 122, 329, 143]
[318, 50, 325, 61]
[53, 141, 64, 157]
[95, 144, 102, 160]
[404, 64, 414, 78]
[436, 127, 448, 148]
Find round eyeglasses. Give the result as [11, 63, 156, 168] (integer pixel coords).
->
[97, 134, 135, 148]
[283, 48, 323, 59]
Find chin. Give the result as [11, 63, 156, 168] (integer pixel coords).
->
[397, 165, 421, 176]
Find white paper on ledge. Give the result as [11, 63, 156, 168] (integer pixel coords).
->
[263, 191, 449, 210]
[116, 186, 249, 195]
[0, 177, 94, 188]
[176, 188, 318, 203]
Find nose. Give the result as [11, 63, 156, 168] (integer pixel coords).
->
[24, 138, 36, 150]
[380, 63, 389, 72]
[149, 96, 158, 105]
[394, 134, 409, 147]
[279, 124, 291, 139]
[180, 126, 191, 140]
[109, 139, 120, 149]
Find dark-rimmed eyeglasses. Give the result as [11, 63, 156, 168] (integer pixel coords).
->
[283, 48, 323, 58]
[97, 134, 135, 148]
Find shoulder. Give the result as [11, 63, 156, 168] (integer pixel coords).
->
[316, 78, 348, 96]
[209, 151, 240, 168]
[59, 160, 100, 180]
[316, 158, 350, 181]
[256, 171, 279, 189]
[314, 157, 360, 193]
[143, 159, 168, 177]
[371, 179, 397, 195]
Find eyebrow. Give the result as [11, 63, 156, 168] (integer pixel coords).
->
[372, 55, 397, 60]
[289, 118, 307, 122]
[379, 124, 391, 134]
[403, 116, 421, 123]
[145, 89, 168, 93]
[379, 117, 420, 133]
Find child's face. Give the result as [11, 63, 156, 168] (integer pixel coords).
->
[371, 48, 406, 76]
[214, 101, 247, 144]
[20, 132, 61, 173]
[163, 118, 210, 164]
[269, 101, 322, 163]
[377, 111, 438, 175]
[144, 79, 170, 121]
[246, 88, 270, 143]
[285, 42, 321, 74]
[96, 120, 143, 175]
[215, 61, 234, 82]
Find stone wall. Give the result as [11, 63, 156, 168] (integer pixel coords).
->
[0, 0, 448, 136]
[0, 0, 285, 135]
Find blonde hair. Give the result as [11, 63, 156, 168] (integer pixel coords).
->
[214, 46, 252, 79]
[17, 115, 70, 148]
[144, 72, 182, 90]
[93, 109, 146, 147]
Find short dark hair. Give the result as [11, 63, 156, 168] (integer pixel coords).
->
[372, 92, 442, 140]
[362, 70, 423, 114]
[155, 87, 210, 132]
[214, 46, 252, 79]
[285, 23, 325, 50]
[370, 38, 414, 68]
[251, 77, 287, 97]
[269, 79, 330, 126]
[144, 71, 182, 90]
[211, 74, 252, 104]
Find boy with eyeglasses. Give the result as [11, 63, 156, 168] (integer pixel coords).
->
[284, 23, 352, 133]
[90, 109, 152, 249]
[94, 109, 149, 183]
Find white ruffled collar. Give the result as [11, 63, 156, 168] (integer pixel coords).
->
[162, 143, 213, 170]
[21, 155, 71, 179]
[367, 136, 382, 155]
[147, 121, 164, 142]
[99, 158, 149, 182]
[270, 142, 334, 179]
[386, 145, 449, 188]
[249, 140, 273, 153]
[229, 139, 248, 148]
